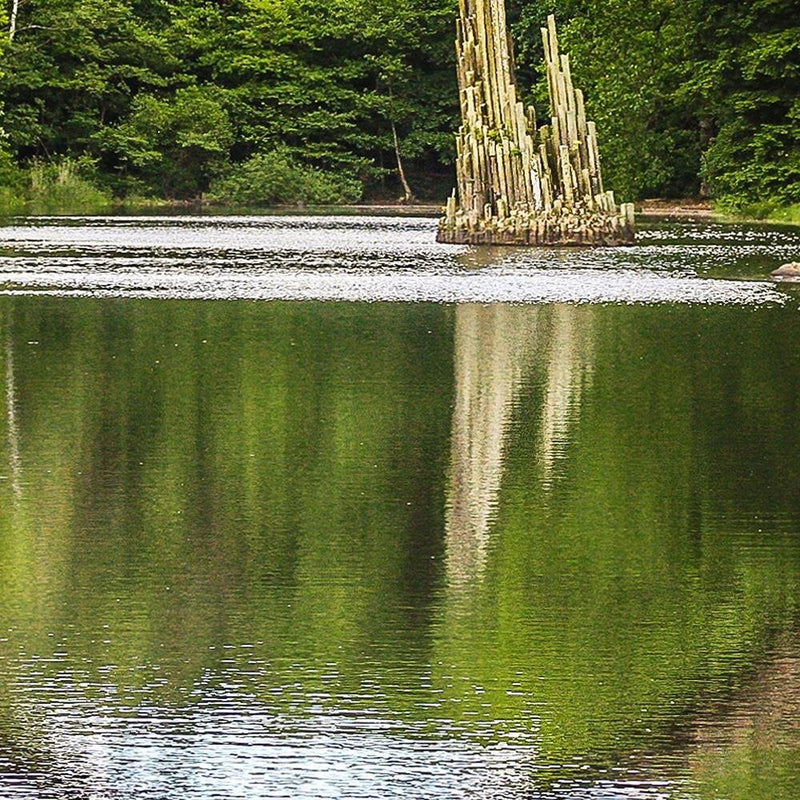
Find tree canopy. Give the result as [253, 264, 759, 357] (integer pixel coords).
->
[0, 0, 797, 207]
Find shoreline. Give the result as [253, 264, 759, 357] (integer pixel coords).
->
[636, 199, 715, 219]
[3, 198, 798, 227]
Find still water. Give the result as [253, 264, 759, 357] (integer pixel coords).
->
[0, 215, 799, 799]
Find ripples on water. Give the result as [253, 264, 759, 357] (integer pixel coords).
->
[0, 215, 797, 304]
[0, 215, 799, 799]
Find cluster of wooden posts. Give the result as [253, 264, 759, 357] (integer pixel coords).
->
[437, 5, 635, 246]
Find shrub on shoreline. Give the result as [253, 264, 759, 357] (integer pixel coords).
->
[27, 157, 112, 213]
[0, 156, 113, 215]
[209, 151, 362, 207]
[715, 198, 800, 225]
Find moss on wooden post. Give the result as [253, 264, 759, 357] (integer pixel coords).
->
[438, 8, 635, 246]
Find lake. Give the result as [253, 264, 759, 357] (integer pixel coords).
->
[0, 215, 799, 799]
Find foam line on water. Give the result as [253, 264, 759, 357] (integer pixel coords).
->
[0, 266, 786, 306]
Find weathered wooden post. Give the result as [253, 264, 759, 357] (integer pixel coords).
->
[438, 7, 635, 246]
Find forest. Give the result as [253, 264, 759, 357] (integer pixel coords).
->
[0, 0, 798, 214]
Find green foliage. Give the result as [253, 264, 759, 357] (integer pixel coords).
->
[0, 0, 796, 207]
[681, 0, 800, 206]
[769, 202, 800, 224]
[703, 117, 800, 208]
[100, 86, 234, 197]
[0, 138, 23, 188]
[25, 156, 112, 213]
[1, 0, 186, 153]
[200, 0, 457, 191]
[0, 152, 111, 214]
[0, 187, 25, 215]
[514, 1, 696, 199]
[208, 149, 362, 205]
[511, 0, 799, 204]
[714, 199, 800, 224]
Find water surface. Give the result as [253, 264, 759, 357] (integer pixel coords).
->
[0, 214, 795, 304]
[0, 216, 799, 799]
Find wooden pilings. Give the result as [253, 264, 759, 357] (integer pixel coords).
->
[438, 9, 635, 246]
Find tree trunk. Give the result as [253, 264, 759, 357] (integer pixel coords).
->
[698, 117, 714, 199]
[391, 119, 415, 204]
[9, 0, 20, 41]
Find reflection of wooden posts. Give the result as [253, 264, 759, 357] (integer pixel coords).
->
[538, 306, 594, 485]
[438, 9, 635, 246]
[445, 305, 539, 586]
[444, 303, 595, 588]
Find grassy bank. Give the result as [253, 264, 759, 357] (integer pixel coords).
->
[0, 158, 112, 215]
[0, 151, 364, 217]
[2, 162, 799, 227]
[761, 203, 800, 225]
[714, 200, 800, 226]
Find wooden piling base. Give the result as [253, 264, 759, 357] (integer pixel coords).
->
[436, 226, 634, 246]
[437, 198, 636, 246]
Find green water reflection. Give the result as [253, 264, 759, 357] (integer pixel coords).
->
[0, 296, 799, 798]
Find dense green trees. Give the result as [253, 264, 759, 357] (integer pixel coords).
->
[0, 0, 797, 209]
[683, 0, 800, 209]
[511, 0, 799, 209]
[0, 0, 457, 204]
